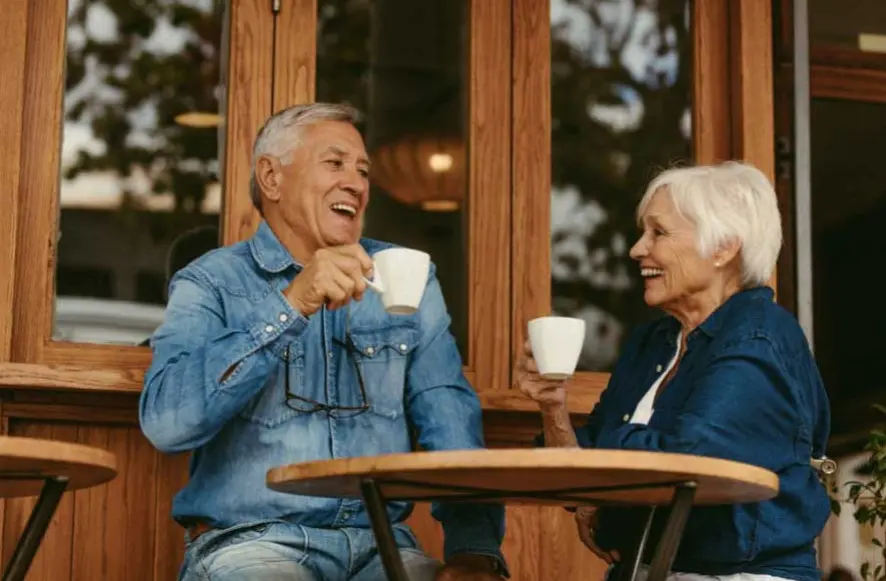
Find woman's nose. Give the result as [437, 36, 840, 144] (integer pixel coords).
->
[629, 238, 646, 260]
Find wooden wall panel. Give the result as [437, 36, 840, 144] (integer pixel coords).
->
[71, 426, 159, 581]
[152, 453, 190, 581]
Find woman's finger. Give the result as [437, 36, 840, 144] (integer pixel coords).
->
[575, 515, 612, 564]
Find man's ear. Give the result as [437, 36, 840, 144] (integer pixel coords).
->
[713, 238, 741, 268]
[255, 155, 283, 203]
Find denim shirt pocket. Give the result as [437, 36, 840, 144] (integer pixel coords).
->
[349, 325, 418, 420]
[237, 341, 305, 428]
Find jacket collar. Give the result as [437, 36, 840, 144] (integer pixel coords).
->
[248, 221, 300, 273]
[653, 286, 774, 343]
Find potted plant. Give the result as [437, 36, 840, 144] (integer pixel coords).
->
[834, 405, 886, 581]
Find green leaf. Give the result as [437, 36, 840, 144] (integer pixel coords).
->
[874, 538, 883, 547]
[831, 498, 843, 516]
[862, 562, 871, 580]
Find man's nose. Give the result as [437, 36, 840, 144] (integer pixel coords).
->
[340, 171, 366, 196]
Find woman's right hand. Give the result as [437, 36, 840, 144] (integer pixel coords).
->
[515, 340, 568, 411]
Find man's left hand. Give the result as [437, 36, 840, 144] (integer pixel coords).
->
[434, 554, 503, 580]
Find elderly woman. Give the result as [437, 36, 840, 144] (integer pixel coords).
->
[518, 162, 830, 581]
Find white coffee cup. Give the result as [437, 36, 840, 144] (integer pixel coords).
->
[528, 316, 586, 380]
[364, 248, 431, 315]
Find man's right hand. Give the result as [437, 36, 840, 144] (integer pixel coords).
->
[285, 245, 374, 316]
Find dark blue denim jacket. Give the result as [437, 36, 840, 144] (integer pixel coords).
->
[575, 287, 830, 581]
[139, 221, 505, 567]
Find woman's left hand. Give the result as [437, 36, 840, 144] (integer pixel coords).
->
[575, 506, 621, 565]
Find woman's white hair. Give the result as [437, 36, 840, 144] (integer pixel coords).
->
[637, 161, 783, 287]
[249, 102, 361, 212]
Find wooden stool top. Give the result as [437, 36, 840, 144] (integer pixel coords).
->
[0, 436, 118, 497]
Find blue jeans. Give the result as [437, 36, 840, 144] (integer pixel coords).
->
[179, 520, 441, 581]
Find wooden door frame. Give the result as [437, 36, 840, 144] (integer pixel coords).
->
[510, 0, 776, 414]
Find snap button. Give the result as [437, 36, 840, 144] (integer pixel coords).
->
[656, 364, 662, 373]
[327, 351, 333, 359]
[622, 414, 630, 422]
[264, 325, 274, 333]
[365, 346, 375, 356]
[399, 344, 408, 352]
[279, 313, 288, 323]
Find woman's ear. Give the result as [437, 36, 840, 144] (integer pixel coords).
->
[255, 155, 283, 203]
[713, 238, 741, 268]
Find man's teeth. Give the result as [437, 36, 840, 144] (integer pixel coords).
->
[641, 268, 664, 278]
[331, 203, 357, 216]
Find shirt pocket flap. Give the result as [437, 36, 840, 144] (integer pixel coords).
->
[349, 326, 419, 359]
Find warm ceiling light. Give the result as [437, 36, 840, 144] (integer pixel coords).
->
[174, 112, 223, 128]
[428, 153, 454, 173]
[421, 199, 459, 212]
[371, 134, 464, 211]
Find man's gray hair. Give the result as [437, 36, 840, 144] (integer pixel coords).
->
[250, 102, 361, 212]
[636, 161, 783, 287]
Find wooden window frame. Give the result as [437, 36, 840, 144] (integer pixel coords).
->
[0, 0, 515, 402]
[509, 0, 776, 415]
[0, 0, 275, 389]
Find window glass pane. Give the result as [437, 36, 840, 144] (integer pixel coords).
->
[550, 0, 692, 372]
[54, 0, 227, 345]
[316, 0, 469, 360]
[809, 98, 886, 436]
[810, 0, 886, 50]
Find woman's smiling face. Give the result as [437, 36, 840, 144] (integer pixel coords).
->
[629, 188, 721, 311]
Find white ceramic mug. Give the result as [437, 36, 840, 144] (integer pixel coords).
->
[528, 316, 586, 379]
[364, 248, 431, 315]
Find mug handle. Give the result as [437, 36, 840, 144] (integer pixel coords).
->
[364, 262, 384, 293]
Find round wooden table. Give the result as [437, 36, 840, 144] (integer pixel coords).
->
[268, 449, 779, 581]
[0, 436, 117, 581]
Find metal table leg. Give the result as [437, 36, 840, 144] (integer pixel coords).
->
[646, 482, 697, 581]
[2, 476, 69, 581]
[616, 507, 657, 581]
[361, 479, 409, 581]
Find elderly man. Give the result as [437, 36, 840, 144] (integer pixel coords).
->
[139, 103, 507, 581]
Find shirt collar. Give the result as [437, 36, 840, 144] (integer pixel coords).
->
[652, 286, 774, 342]
[248, 220, 300, 273]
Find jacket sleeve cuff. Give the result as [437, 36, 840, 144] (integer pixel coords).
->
[245, 289, 309, 358]
[433, 502, 509, 577]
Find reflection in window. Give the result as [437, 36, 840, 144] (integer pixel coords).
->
[55, 0, 225, 345]
[550, 0, 692, 371]
[809, 99, 886, 436]
[316, 0, 469, 360]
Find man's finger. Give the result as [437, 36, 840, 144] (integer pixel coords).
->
[331, 244, 373, 273]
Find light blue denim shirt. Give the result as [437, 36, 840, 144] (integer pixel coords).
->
[139, 221, 506, 566]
